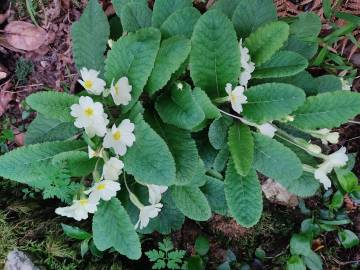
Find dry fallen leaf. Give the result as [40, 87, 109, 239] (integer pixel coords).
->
[262, 178, 299, 207]
[4, 21, 47, 51]
[14, 132, 25, 146]
[0, 82, 14, 117]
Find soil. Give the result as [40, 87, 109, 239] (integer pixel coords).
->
[0, 0, 360, 269]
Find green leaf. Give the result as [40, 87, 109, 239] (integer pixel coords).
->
[225, 160, 262, 228]
[93, 198, 141, 259]
[71, 0, 109, 72]
[331, 190, 344, 209]
[244, 21, 289, 65]
[25, 114, 78, 145]
[104, 27, 161, 112]
[315, 75, 342, 93]
[287, 255, 306, 270]
[155, 84, 205, 130]
[160, 7, 201, 39]
[243, 83, 305, 124]
[253, 51, 308, 79]
[52, 151, 96, 177]
[0, 141, 85, 189]
[120, 2, 152, 32]
[171, 186, 211, 221]
[290, 233, 312, 256]
[145, 111, 201, 186]
[284, 13, 321, 59]
[192, 87, 221, 120]
[211, 0, 241, 18]
[228, 123, 254, 176]
[61, 224, 91, 240]
[123, 116, 176, 186]
[195, 235, 209, 256]
[232, 0, 277, 37]
[253, 133, 303, 186]
[190, 10, 240, 98]
[208, 117, 232, 150]
[146, 250, 165, 262]
[292, 91, 360, 129]
[303, 250, 323, 270]
[213, 147, 229, 172]
[335, 168, 358, 193]
[112, 0, 147, 16]
[209, 191, 230, 214]
[285, 172, 320, 198]
[151, 0, 192, 27]
[26, 92, 79, 122]
[201, 176, 228, 215]
[139, 193, 185, 234]
[338, 230, 360, 248]
[146, 36, 191, 96]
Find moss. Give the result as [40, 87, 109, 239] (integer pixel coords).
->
[0, 211, 17, 268]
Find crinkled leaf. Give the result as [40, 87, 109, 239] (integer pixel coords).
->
[292, 91, 360, 129]
[201, 176, 228, 215]
[93, 198, 141, 259]
[253, 51, 308, 79]
[253, 133, 303, 185]
[290, 233, 312, 256]
[244, 21, 289, 65]
[315, 75, 342, 93]
[208, 117, 233, 150]
[104, 27, 161, 112]
[232, 0, 277, 37]
[243, 83, 306, 124]
[225, 160, 262, 227]
[112, 0, 147, 16]
[303, 251, 323, 270]
[145, 111, 201, 186]
[151, 0, 192, 27]
[52, 151, 96, 177]
[61, 224, 91, 240]
[0, 141, 85, 189]
[120, 2, 152, 32]
[71, 0, 109, 72]
[146, 36, 191, 96]
[160, 7, 201, 39]
[25, 114, 78, 145]
[123, 116, 176, 186]
[193, 87, 221, 120]
[286, 172, 320, 198]
[171, 186, 211, 221]
[211, 0, 241, 18]
[213, 147, 229, 172]
[26, 92, 79, 122]
[190, 10, 240, 98]
[155, 84, 205, 130]
[228, 123, 254, 176]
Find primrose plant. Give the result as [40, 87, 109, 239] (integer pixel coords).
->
[1, 0, 360, 261]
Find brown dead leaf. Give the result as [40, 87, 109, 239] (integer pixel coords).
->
[0, 6, 11, 25]
[14, 132, 25, 146]
[0, 82, 14, 117]
[4, 21, 47, 51]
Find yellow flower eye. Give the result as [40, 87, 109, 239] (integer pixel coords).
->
[96, 183, 106, 190]
[84, 80, 93, 89]
[113, 130, 121, 141]
[84, 107, 94, 117]
[79, 199, 88, 206]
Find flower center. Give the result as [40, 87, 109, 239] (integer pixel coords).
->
[230, 93, 237, 103]
[84, 107, 94, 117]
[113, 130, 121, 141]
[96, 183, 106, 190]
[114, 84, 120, 95]
[79, 199, 88, 206]
[84, 80, 93, 89]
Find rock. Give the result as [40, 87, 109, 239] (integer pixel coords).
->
[4, 249, 40, 270]
[262, 179, 299, 207]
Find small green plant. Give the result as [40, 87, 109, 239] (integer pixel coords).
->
[146, 238, 186, 270]
[15, 57, 34, 85]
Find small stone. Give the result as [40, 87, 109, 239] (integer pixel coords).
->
[4, 249, 40, 270]
[262, 179, 299, 207]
